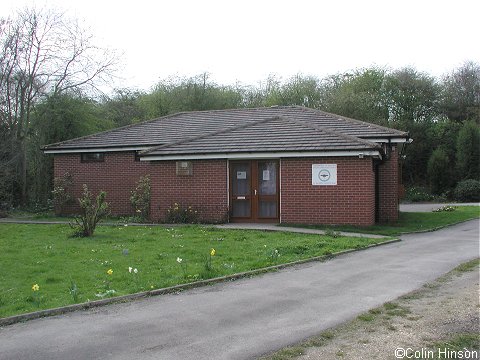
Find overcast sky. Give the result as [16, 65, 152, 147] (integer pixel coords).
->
[1, 0, 479, 92]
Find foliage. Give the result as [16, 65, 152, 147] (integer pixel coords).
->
[441, 61, 480, 123]
[432, 205, 456, 212]
[130, 175, 151, 222]
[318, 67, 389, 126]
[456, 121, 480, 181]
[427, 148, 451, 195]
[139, 73, 245, 118]
[0, 223, 383, 318]
[165, 203, 199, 224]
[28, 94, 114, 206]
[70, 185, 110, 237]
[404, 186, 436, 202]
[0, 8, 117, 205]
[383, 67, 440, 127]
[453, 180, 480, 202]
[101, 89, 147, 127]
[52, 172, 74, 213]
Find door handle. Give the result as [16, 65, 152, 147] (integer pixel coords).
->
[254, 189, 257, 195]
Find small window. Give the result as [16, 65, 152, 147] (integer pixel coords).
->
[81, 152, 105, 163]
[176, 161, 193, 176]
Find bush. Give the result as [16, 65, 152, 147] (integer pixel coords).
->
[404, 187, 435, 202]
[71, 185, 110, 237]
[130, 175, 151, 222]
[453, 179, 480, 202]
[52, 172, 73, 213]
[165, 203, 198, 223]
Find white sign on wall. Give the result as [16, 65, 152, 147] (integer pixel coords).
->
[312, 164, 337, 185]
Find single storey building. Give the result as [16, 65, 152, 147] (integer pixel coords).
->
[43, 106, 410, 226]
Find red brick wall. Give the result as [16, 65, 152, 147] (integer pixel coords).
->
[377, 145, 399, 223]
[54, 152, 151, 216]
[150, 160, 228, 223]
[54, 152, 396, 225]
[54, 153, 228, 223]
[280, 157, 376, 226]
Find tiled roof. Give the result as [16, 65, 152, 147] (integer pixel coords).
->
[141, 116, 380, 157]
[42, 106, 408, 152]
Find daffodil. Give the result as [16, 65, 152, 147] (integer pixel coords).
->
[210, 248, 216, 256]
[128, 267, 132, 273]
[133, 268, 138, 274]
[107, 269, 113, 275]
[177, 257, 183, 263]
[32, 284, 39, 291]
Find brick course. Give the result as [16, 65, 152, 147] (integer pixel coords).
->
[54, 152, 398, 225]
[54, 152, 151, 216]
[280, 157, 376, 226]
[149, 160, 228, 223]
[54, 153, 228, 223]
[377, 145, 399, 223]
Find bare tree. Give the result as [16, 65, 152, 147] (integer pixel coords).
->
[0, 7, 118, 205]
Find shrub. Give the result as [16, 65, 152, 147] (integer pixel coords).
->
[52, 172, 73, 213]
[130, 175, 151, 222]
[165, 203, 198, 223]
[71, 185, 110, 237]
[404, 186, 435, 202]
[453, 179, 480, 202]
[432, 205, 457, 212]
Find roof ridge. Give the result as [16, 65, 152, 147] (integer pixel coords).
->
[277, 115, 380, 149]
[140, 115, 281, 155]
[293, 105, 408, 137]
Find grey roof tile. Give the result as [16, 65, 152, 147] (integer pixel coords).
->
[141, 116, 380, 157]
[42, 106, 408, 153]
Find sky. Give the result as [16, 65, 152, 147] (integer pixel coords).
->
[1, 0, 479, 92]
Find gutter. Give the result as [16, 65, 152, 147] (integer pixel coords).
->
[139, 150, 383, 161]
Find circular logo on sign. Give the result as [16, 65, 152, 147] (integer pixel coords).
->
[318, 169, 331, 182]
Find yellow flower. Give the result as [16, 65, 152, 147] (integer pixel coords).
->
[150, 285, 154, 289]
[210, 248, 216, 256]
[32, 284, 40, 291]
[107, 269, 113, 275]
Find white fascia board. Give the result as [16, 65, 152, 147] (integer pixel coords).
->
[140, 150, 382, 161]
[366, 137, 409, 143]
[43, 146, 151, 154]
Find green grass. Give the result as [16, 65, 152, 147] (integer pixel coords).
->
[432, 334, 480, 358]
[281, 206, 480, 236]
[0, 223, 384, 318]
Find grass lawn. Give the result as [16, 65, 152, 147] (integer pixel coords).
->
[282, 206, 480, 236]
[0, 224, 384, 319]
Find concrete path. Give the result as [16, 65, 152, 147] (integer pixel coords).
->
[0, 220, 478, 360]
[400, 202, 479, 212]
[215, 223, 387, 239]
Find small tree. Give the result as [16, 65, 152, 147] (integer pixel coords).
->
[427, 148, 451, 195]
[130, 175, 151, 222]
[71, 185, 109, 237]
[52, 172, 73, 213]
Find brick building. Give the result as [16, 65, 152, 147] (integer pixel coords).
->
[43, 106, 410, 226]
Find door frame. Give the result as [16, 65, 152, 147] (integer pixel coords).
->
[229, 159, 280, 223]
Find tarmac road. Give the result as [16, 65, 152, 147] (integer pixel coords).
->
[0, 219, 478, 360]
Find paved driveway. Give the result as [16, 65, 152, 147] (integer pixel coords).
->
[0, 220, 479, 360]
